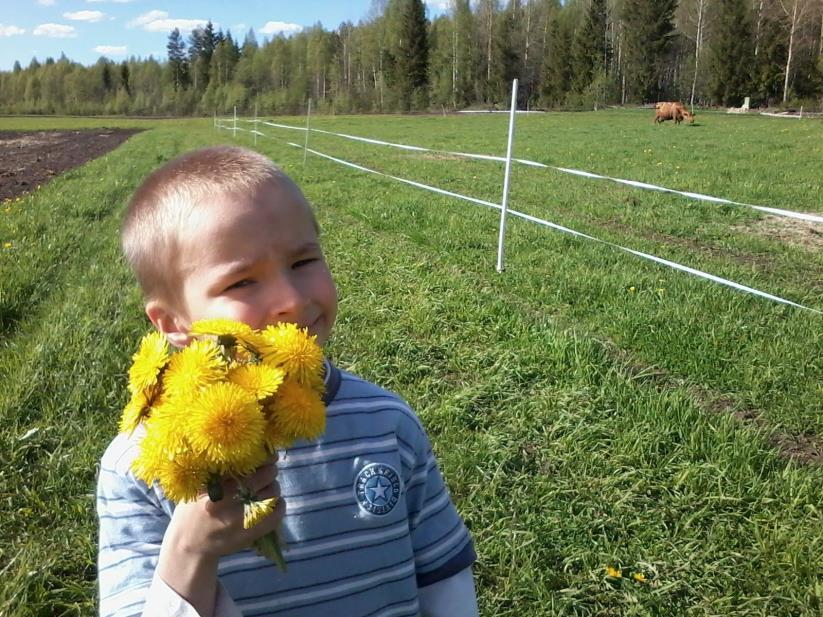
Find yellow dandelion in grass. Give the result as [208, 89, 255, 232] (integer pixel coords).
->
[268, 379, 326, 443]
[605, 566, 622, 578]
[243, 497, 278, 529]
[260, 323, 324, 385]
[163, 339, 226, 400]
[632, 572, 646, 583]
[187, 382, 268, 474]
[119, 389, 153, 435]
[127, 331, 169, 395]
[228, 364, 285, 401]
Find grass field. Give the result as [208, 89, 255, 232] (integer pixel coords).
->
[0, 110, 821, 616]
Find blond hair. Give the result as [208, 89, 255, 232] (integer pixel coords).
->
[121, 145, 313, 304]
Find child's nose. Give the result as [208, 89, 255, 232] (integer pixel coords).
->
[267, 275, 306, 320]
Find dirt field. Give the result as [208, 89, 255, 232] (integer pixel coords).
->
[0, 129, 140, 202]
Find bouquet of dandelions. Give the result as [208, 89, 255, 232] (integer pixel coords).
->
[119, 318, 327, 571]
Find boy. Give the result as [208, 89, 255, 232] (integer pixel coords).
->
[97, 146, 478, 617]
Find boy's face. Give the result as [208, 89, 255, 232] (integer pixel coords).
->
[166, 180, 337, 346]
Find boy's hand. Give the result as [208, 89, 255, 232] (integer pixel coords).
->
[167, 458, 285, 559]
[155, 458, 285, 617]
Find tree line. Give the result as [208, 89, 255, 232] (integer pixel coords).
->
[1, 0, 822, 116]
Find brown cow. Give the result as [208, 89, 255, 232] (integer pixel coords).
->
[654, 102, 694, 125]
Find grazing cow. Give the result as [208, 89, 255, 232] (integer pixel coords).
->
[654, 102, 695, 125]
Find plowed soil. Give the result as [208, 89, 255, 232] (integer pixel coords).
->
[0, 129, 140, 202]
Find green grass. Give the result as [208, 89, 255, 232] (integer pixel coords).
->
[0, 112, 821, 615]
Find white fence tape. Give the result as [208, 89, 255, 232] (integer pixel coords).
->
[251, 119, 822, 224]
[219, 121, 820, 314]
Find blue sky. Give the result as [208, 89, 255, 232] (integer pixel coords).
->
[0, 0, 449, 71]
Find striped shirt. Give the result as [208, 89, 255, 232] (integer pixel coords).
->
[97, 362, 476, 616]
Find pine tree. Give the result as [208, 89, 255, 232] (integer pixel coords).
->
[621, 0, 677, 102]
[708, 0, 753, 106]
[393, 0, 429, 110]
[167, 28, 188, 91]
[120, 61, 130, 95]
[540, 4, 572, 106]
[494, 0, 523, 104]
[571, 0, 610, 93]
[453, 0, 476, 107]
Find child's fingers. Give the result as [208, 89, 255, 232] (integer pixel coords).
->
[254, 479, 282, 502]
[246, 462, 278, 494]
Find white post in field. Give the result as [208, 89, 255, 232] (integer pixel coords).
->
[233, 106, 237, 138]
[496, 78, 518, 273]
[303, 98, 312, 168]
[213, 110, 217, 129]
[254, 102, 258, 147]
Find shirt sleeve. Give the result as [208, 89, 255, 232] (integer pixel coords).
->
[402, 415, 477, 588]
[143, 572, 243, 617]
[418, 567, 479, 617]
[97, 433, 170, 616]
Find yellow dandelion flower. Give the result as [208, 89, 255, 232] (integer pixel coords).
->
[632, 572, 646, 583]
[148, 398, 193, 453]
[228, 364, 285, 401]
[260, 323, 324, 385]
[268, 379, 326, 443]
[131, 426, 171, 486]
[605, 566, 622, 578]
[243, 497, 278, 529]
[163, 339, 226, 400]
[127, 332, 169, 395]
[187, 382, 267, 474]
[155, 447, 211, 503]
[190, 318, 253, 339]
[119, 389, 153, 434]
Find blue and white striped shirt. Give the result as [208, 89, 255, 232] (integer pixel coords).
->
[97, 362, 476, 616]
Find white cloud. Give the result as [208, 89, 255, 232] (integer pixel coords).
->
[37, 0, 56, 6]
[259, 21, 302, 36]
[425, 0, 450, 9]
[33, 23, 77, 38]
[94, 45, 127, 55]
[144, 18, 209, 33]
[128, 10, 208, 33]
[0, 24, 26, 36]
[127, 10, 167, 28]
[64, 10, 106, 22]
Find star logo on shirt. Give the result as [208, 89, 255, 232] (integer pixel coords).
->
[354, 463, 402, 516]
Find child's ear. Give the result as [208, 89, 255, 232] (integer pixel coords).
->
[145, 300, 190, 348]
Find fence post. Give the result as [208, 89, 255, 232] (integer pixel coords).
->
[303, 98, 312, 169]
[233, 106, 237, 138]
[496, 79, 518, 273]
[254, 102, 258, 147]
[213, 110, 217, 130]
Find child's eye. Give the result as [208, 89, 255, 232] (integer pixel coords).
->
[226, 279, 254, 291]
[293, 258, 318, 269]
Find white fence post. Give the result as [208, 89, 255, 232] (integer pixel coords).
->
[233, 106, 237, 138]
[496, 79, 518, 273]
[254, 102, 258, 147]
[303, 98, 312, 168]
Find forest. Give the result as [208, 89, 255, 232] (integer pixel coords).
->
[1, 0, 822, 116]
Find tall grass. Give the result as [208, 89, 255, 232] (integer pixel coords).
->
[0, 113, 820, 616]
